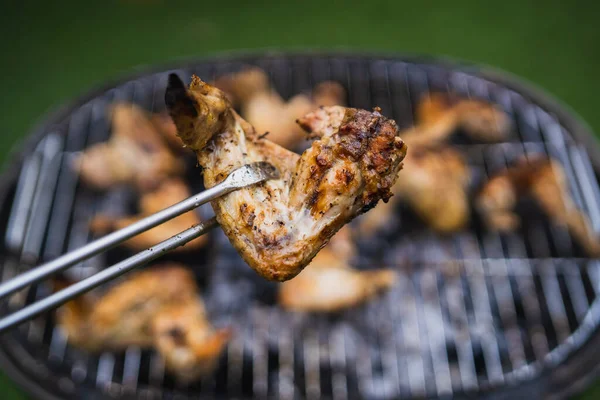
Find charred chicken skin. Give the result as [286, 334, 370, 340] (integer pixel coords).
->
[55, 264, 230, 381]
[278, 227, 396, 312]
[477, 157, 600, 256]
[213, 67, 346, 149]
[73, 103, 184, 190]
[166, 75, 407, 281]
[90, 178, 206, 251]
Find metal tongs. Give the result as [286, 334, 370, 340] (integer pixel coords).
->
[0, 162, 279, 333]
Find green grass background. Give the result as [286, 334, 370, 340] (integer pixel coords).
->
[1, 0, 600, 398]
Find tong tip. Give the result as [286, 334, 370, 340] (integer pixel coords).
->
[224, 162, 280, 189]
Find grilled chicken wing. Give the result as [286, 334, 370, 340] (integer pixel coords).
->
[73, 103, 184, 190]
[359, 147, 471, 234]
[152, 301, 232, 381]
[398, 147, 471, 232]
[356, 92, 505, 235]
[56, 265, 196, 350]
[55, 265, 230, 381]
[477, 157, 600, 256]
[213, 68, 346, 149]
[279, 227, 396, 312]
[166, 75, 407, 281]
[90, 178, 206, 251]
[401, 93, 511, 148]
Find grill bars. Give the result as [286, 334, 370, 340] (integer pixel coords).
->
[0, 55, 599, 399]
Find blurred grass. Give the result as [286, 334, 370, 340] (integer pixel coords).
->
[1, 0, 600, 398]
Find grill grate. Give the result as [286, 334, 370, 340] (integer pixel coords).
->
[1, 55, 600, 399]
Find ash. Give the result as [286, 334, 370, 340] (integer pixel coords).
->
[194, 227, 550, 399]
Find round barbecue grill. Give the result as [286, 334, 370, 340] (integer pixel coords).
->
[1, 53, 600, 400]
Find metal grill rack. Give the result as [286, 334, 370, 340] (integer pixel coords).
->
[1, 54, 600, 399]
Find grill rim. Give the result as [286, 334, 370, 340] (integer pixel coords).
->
[1, 51, 600, 400]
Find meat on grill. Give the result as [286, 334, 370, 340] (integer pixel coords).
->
[358, 91, 512, 234]
[166, 74, 407, 281]
[89, 178, 207, 251]
[55, 264, 230, 382]
[278, 226, 396, 312]
[357, 93, 509, 235]
[477, 156, 600, 256]
[359, 146, 471, 234]
[213, 67, 346, 149]
[401, 92, 512, 147]
[73, 103, 184, 190]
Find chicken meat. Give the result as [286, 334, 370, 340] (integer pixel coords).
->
[166, 74, 407, 281]
[152, 301, 232, 381]
[401, 92, 511, 148]
[73, 103, 185, 190]
[359, 147, 471, 234]
[55, 264, 230, 381]
[477, 156, 600, 256]
[213, 67, 346, 149]
[90, 178, 207, 251]
[356, 92, 506, 235]
[278, 227, 396, 312]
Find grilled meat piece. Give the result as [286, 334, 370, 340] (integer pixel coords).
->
[166, 75, 407, 281]
[398, 147, 471, 232]
[153, 301, 232, 382]
[279, 227, 396, 312]
[55, 265, 230, 381]
[55, 265, 196, 350]
[211, 67, 270, 106]
[359, 147, 471, 234]
[73, 103, 184, 190]
[402, 93, 511, 148]
[90, 178, 206, 251]
[356, 92, 506, 235]
[477, 157, 600, 256]
[213, 67, 346, 149]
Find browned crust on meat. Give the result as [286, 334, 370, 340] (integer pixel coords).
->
[166, 76, 407, 281]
